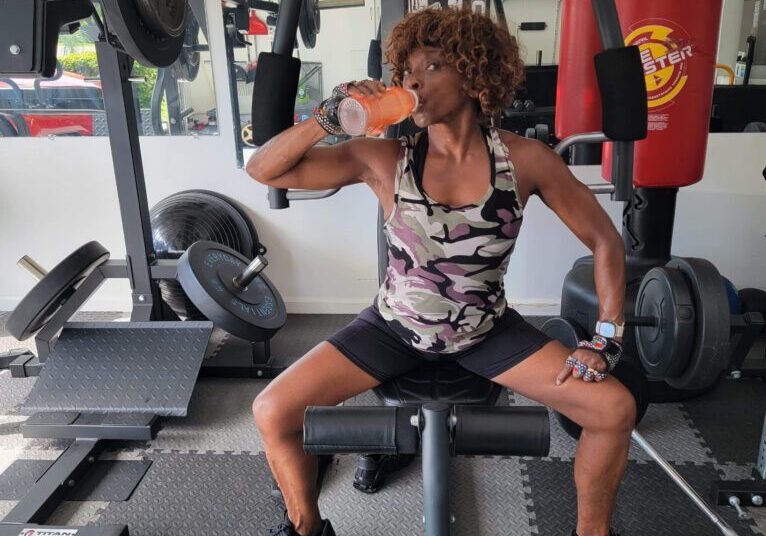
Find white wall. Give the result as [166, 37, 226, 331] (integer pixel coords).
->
[0, 0, 764, 316]
[503, 0, 562, 65]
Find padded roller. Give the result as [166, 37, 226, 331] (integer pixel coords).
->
[251, 52, 302, 146]
[594, 46, 647, 142]
[303, 406, 419, 455]
[452, 406, 550, 457]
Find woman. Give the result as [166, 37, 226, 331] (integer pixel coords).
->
[247, 8, 633, 536]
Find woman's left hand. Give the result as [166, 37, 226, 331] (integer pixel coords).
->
[556, 347, 608, 385]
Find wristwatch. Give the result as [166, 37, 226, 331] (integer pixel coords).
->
[595, 320, 624, 339]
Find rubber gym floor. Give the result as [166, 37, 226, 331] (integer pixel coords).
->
[1, 311, 765, 535]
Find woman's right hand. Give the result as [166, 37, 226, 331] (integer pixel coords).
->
[347, 80, 388, 99]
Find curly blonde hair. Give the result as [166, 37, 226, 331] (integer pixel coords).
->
[385, 7, 524, 122]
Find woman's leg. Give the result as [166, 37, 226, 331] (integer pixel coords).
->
[253, 342, 382, 536]
[491, 340, 636, 536]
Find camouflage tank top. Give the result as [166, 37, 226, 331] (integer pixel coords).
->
[376, 126, 524, 353]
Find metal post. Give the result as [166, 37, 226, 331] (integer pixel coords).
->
[34, 270, 107, 361]
[273, 0, 303, 55]
[421, 403, 451, 536]
[95, 41, 163, 321]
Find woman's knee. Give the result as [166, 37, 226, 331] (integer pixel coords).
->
[252, 390, 303, 437]
[582, 385, 636, 434]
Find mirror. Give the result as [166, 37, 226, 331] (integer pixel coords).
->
[0, 1, 219, 139]
[497, 0, 766, 134]
[222, 0, 376, 166]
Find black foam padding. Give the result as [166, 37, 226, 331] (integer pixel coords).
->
[594, 46, 648, 142]
[367, 39, 382, 79]
[21, 322, 212, 417]
[452, 406, 549, 456]
[251, 52, 301, 146]
[522, 459, 758, 535]
[304, 406, 419, 455]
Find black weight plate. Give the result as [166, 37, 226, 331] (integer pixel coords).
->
[541, 316, 587, 349]
[299, 0, 320, 49]
[6, 242, 110, 341]
[635, 267, 695, 378]
[664, 257, 730, 391]
[170, 13, 201, 82]
[535, 123, 550, 144]
[135, 0, 188, 38]
[101, 0, 187, 68]
[177, 241, 286, 341]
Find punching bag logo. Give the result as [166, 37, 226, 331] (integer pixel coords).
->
[625, 21, 694, 109]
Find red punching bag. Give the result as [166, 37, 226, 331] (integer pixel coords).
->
[603, 0, 723, 187]
[554, 0, 602, 140]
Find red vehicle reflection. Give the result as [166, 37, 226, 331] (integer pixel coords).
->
[0, 71, 103, 137]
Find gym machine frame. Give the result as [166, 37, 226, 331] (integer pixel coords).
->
[0, 1, 291, 534]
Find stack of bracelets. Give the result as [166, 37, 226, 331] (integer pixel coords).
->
[566, 335, 623, 382]
[313, 82, 353, 136]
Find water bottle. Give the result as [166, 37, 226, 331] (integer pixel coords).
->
[338, 87, 419, 136]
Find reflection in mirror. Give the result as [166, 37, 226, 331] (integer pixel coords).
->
[712, 0, 766, 132]
[498, 0, 766, 135]
[222, 0, 376, 166]
[0, 0, 219, 138]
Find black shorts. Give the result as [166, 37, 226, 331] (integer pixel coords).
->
[327, 305, 553, 383]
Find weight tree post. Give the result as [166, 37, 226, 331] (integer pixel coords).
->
[95, 42, 164, 321]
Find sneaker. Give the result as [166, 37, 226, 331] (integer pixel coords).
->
[267, 512, 336, 536]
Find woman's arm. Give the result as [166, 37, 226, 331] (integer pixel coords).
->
[519, 140, 626, 326]
[245, 119, 396, 191]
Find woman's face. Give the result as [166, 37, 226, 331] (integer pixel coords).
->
[402, 46, 475, 127]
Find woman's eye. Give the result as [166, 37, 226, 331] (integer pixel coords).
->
[427, 63, 438, 70]
[403, 69, 410, 77]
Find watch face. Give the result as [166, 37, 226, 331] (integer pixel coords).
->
[600, 323, 616, 338]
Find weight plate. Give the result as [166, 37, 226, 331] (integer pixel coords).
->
[135, 0, 187, 38]
[101, 0, 187, 68]
[635, 267, 695, 378]
[540, 316, 586, 349]
[535, 123, 550, 144]
[299, 0, 320, 49]
[664, 257, 730, 391]
[177, 241, 286, 341]
[170, 13, 201, 82]
[241, 123, 255, 147]
[6, 242, 110, 341]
